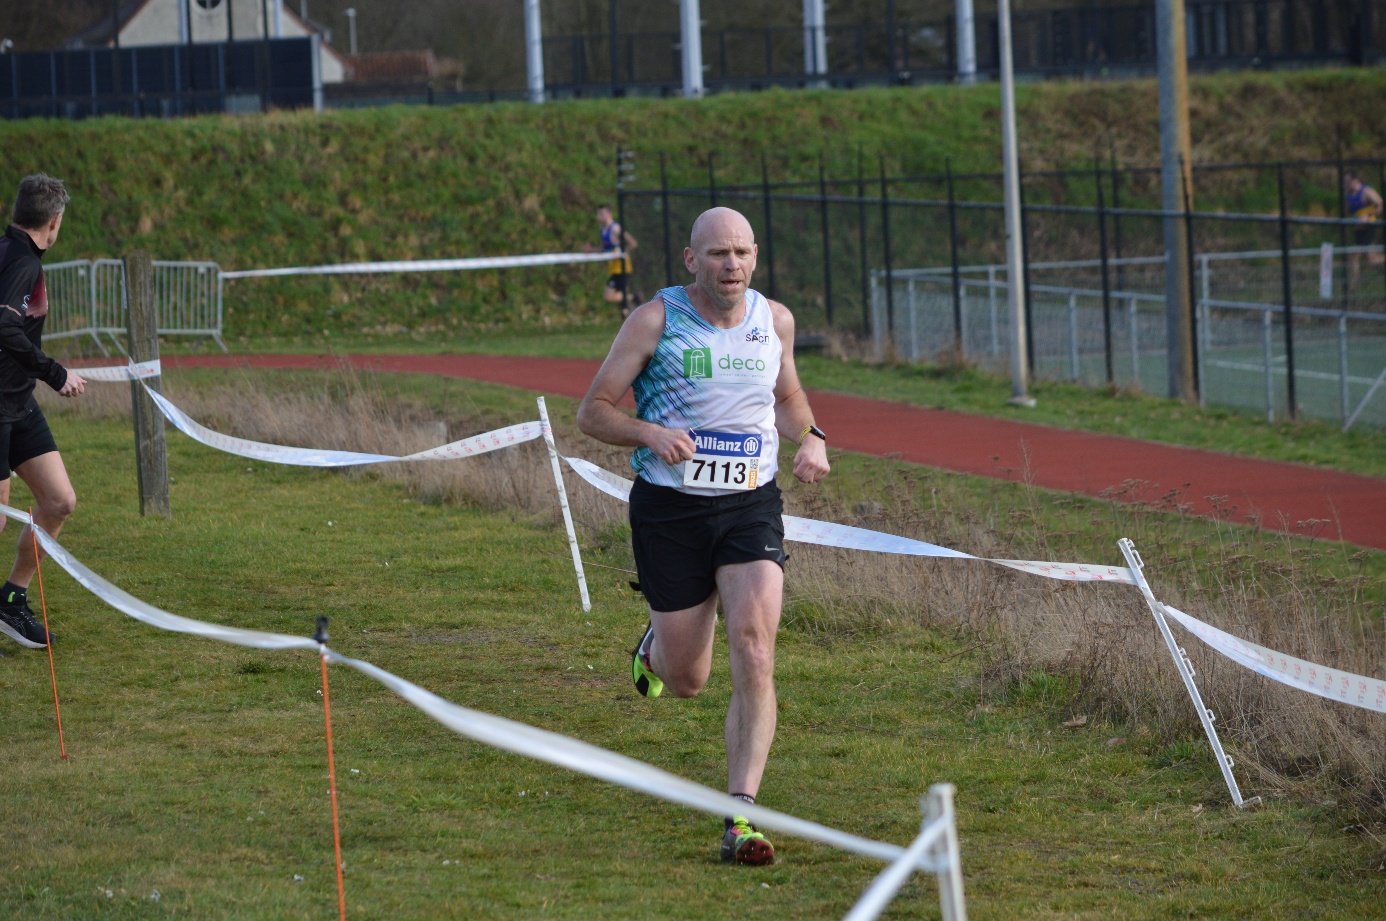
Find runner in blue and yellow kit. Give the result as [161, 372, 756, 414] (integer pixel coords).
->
[578, 207, 829, 865]
[584, 204, 639, 313]
[1344, 170, 1384, 293]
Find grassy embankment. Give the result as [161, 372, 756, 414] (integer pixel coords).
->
[15, 68, 1386, 477]
[3, 68, 1385, 342]
[0, 370, 1382, 918]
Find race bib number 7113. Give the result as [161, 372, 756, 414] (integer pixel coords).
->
[683, 430, 760, 490]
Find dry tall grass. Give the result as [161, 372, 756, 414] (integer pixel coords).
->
[41, 371, 1386, 825]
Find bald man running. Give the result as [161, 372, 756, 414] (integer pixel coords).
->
[578, 207, 830, 865]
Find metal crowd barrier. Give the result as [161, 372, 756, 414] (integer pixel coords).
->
[44, 259, 226, 355]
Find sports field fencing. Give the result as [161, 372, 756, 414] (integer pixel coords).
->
[615, 151, 1386, 429]
[873, 246, 1386, 430]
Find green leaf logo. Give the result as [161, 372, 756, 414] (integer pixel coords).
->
[682, 347, 713, 379]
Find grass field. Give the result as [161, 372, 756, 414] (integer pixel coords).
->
[1, 373, 1383, 918]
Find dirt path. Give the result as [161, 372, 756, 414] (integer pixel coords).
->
[159, 353, 1386, 551]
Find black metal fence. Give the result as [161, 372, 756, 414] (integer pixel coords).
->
[1, 37, 318, 119]
[544, 0, 1386, 96]
[615, 150, 1386, 427]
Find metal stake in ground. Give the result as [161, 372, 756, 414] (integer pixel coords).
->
[123, 252, 170, 518]
[315, 615, 348, 921]
[538, 397, 591, 612]
[1118, 538, 1259, 809]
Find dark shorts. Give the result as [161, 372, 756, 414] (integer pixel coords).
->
[1354, 224, 1380, 247]
[605, 273, 628, 292]
[0, 403, 59, 480]
[629, 477, 785, 613]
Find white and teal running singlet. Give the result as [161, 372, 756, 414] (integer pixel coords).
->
[632, 286, 782, 496]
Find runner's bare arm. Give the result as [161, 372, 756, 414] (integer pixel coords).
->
[577, 297, 696, 465]
[770, 301, 830, 484]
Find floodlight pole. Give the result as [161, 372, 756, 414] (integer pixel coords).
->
[524, 0, 545, 104]
[955, 0, 976, 84]
[680, 0, 704, 98]
[1157, 0, 1197, 401]
[997, 0, 1034, 407]
[803, 0, 828, 88]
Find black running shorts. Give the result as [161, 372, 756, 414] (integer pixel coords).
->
[0, 401, 58, 480]
[629, 477, 785, 613]
[606, 273, 629, 292]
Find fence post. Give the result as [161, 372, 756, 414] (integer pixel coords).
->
[1338, 313, 1349, 425]
[1277, 164, 1298, 418]
[1095, 162, 1114, 384]
[1110, 145, 1125, 291]
[1018, 160, 1036, 374]
[1129, 297, 1141, 384]
[1335, 132, 1348, 307]
[858, 148, 871, 334]
[761, 153, 777, 301]
[616, 145, 631, 315]
[988, 266, 999, 357]
[1067, 293, 1079, 380]
[123, 252, 170, 519]
[1379, 159, 1385, 305]
[660, 152, 673, 288]
[946, 158, 963, 349]
[819, 157, 834, 327]
[1263, 307, 1275, 423]
[879, 155, 896, 336]
[1181, 157, 1200, 400]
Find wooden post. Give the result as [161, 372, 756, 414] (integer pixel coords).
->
[123, 252, 171, 518]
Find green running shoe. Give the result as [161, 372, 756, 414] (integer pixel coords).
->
[721, 816, 774, 865]
[631, 624, 663, 698]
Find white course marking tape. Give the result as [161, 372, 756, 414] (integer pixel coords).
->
[0, 503, 909, 866]
[142, 383, 541, 467]
[72, 364, 544, 468]
[1161, 603, 1386, 715]
[561, 458, 1386, 718]
[221, 251, 619, 280]
[70, 360, 162, 382]
[562, 456, 1136, 585]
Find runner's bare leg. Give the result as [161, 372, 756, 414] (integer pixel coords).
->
[716, 559, 783, 797]
[648, 593, 719, 698]
[7, 452, 76, 588]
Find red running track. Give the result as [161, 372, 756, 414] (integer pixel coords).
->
[156, 353, 1386, 550]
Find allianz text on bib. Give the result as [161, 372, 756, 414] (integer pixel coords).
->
[683, 430, 760, 490]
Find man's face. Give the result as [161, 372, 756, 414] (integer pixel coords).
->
[47, 210, 63, 248]
[685, 214, 757, 312]
[597, 207, 613, 226]
[1345, 176, 1362, 195]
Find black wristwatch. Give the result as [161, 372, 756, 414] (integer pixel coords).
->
[799, 424, 827, 443]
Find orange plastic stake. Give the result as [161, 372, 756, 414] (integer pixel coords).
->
[316, 615, 347, 921]
[30, 510, 67, 761]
